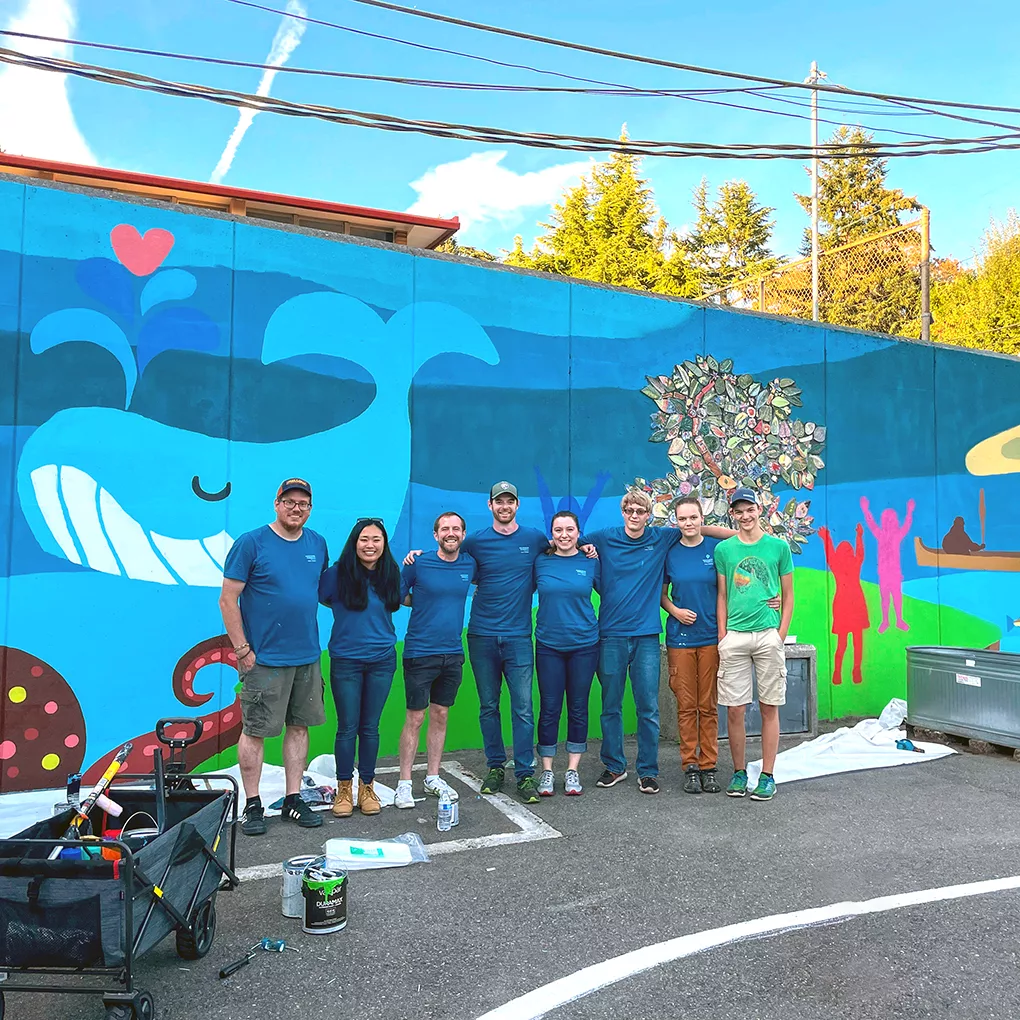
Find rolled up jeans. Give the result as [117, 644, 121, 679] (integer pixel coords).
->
[597, 635, 661, 777]
[468, 634, 536, 779]
[330, 651, 397, 783]
[535, 641, 599, 757]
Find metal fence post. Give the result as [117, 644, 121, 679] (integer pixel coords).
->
[920, 205, 931, 342]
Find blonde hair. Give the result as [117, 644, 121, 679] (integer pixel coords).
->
[620, 489, 653, 513]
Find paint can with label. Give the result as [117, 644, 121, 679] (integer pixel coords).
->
[282, 854, 321, 918]
[301, 865, 348, 934]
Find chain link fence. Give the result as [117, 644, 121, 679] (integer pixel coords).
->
[704, 215, 930, 339]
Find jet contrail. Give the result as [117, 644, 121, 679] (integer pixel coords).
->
[210, 0, 307, 184]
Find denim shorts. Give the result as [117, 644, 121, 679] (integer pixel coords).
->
[402, 654, 464, 711]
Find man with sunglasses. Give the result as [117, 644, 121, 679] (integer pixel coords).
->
[714, 487, 794, 802]
[220, 478, 328, 836]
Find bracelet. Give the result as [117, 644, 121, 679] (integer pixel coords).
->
[234, 643, 250, 655]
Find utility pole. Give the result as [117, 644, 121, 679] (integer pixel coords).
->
[805, 61, 827, 322]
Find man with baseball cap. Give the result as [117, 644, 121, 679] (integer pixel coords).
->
[219, 478, 329, 835]
[713, 486, 795, 802]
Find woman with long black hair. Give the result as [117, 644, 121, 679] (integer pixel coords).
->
[319, 518, 402, 817]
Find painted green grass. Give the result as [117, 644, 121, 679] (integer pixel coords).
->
[198, 568, 999, 773]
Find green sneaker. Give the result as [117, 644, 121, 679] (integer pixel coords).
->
[750, 774, 777, 801]
[480, 767, 505, 794]
[517, 775, 540, 804]
[726, 769, 748, 798]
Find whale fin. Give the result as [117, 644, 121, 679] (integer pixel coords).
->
[386, 302, 499, 377]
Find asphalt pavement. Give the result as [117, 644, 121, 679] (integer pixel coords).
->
[4, 734, 1019, 1020]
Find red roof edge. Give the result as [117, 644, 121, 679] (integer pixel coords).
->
[0, 153, 461, 234]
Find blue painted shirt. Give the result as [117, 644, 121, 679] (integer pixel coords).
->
[400, 551, 478, 657]
[534, 553, 600, 651]
[318, 564, 397, 662]
[587, 526, 683, 637]
[463, 526, 549, 636]
[664, 537, 721, 649]
[223, 525, 328, 667]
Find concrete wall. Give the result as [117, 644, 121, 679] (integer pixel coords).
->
[1, 175, 1018, 791]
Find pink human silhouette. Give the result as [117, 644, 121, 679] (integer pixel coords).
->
[860, 496, 915, 633]
[818, 524, 868, 684]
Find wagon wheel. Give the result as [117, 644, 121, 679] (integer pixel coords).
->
[135, 990, 155, 1019]
[175, 897, 217, 960]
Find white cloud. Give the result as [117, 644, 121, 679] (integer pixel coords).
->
[0, 0, 95, 164]
[407, 151, 590, 239]
[210, 0, 306, 184]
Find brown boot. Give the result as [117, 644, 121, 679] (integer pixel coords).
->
[332, 780, 353, 818]
[358, 780, 381, 816]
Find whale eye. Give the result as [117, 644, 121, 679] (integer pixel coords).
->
[192, 476, 231, 501]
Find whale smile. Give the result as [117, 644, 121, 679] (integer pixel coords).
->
[30, 464, 233, 587]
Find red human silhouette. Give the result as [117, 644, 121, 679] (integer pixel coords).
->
[860, 496, 914, 633]
[818, 523, 869, 685]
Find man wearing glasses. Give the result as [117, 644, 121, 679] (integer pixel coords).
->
[714, 487, 795, 802]
[219, 478, 329, 836]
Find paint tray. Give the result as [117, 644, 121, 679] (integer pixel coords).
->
[323, 833, 427, 871]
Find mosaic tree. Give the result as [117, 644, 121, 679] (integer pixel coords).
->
[634, 354, 826, 552]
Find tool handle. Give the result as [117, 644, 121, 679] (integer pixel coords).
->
[219, 954, 253, 979]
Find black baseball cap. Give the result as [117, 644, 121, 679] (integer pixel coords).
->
[728, 486, 759, 507]
[277, 477, 312, 499]
[489, 480, 519, 500]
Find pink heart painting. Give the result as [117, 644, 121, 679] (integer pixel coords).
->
[110, 224, 175, 277]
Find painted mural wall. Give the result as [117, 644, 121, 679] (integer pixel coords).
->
[1, 175, 1017, 792]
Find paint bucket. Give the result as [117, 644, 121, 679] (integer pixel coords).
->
[301, 865, 348, 934]
[282, 854, 321, 918]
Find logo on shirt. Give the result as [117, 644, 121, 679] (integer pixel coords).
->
[305, 554, 317, 563]
[519, 546, 530, 554]
[460, 574, 470, 581]
[575, 569, 587, 577]
[734, 556, 771, 593]
[702, 554, 714, 567]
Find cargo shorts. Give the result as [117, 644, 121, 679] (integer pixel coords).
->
[717, 629, 787, 707]
[238, 661, 326, 738]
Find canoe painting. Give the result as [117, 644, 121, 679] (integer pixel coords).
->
[914, 537, 1020, 573]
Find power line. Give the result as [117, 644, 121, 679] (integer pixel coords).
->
[3, 47, 1018, 160]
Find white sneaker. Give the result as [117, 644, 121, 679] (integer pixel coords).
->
[394, 783, 415, 809]
[537, 770, 555, 796]
[423, 776, 458, 801]
[564, 770, 583, 796]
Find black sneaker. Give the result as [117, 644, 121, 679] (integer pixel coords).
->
[240, 801, 266, 836]
[281, 796, 324, 828]
[638, 776, 660, 795]
[596, 769, 629, 788]
[683, 766, 702, 795]
[699, 768, 722, 794]
[480, 767, 505, 794]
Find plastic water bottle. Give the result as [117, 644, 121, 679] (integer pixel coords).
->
[437, 788, 453, 832]
[449, 795, 460, 828]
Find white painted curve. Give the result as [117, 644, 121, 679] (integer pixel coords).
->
[475, 874, 1020, 1020]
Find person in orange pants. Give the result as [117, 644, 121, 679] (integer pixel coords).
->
[661, 497, 730, 794]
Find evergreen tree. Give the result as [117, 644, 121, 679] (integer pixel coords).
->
[685, 178, 778, 298]
[435, 237, 496, 261]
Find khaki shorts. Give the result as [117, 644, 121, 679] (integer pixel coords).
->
[239, 661, 325, 738]
[717, 629, 787, 707]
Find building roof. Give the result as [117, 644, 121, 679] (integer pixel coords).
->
[0, 153, 460, 249]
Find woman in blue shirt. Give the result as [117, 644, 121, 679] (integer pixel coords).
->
[534, 510, 601, 796]
[319, 519, 401, 818]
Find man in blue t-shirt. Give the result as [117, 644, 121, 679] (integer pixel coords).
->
[220, 478, 328, 836]
[394, 511, 477, 810]
[587, 489, 730, 794]
[661, 497, 724, 796]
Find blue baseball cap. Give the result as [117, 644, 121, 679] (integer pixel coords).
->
[728, 486, 759, 507]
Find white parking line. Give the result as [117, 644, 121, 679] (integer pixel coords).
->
[474, 874, 1020, 1020]
[235, 759, 561, 882]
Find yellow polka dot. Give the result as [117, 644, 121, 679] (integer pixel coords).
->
[41, 753, 60, 771]
[8, 686, 26, 704]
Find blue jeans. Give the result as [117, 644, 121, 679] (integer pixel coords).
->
[467, 634, 535, 779]
[597, 635, 661, 777]
[330, 652, 396, 783]
[536, 642, 599, 756]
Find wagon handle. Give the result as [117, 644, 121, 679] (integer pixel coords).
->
[156, 718, 203, 749]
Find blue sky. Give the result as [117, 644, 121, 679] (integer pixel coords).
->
[0, 0, 1017, 262]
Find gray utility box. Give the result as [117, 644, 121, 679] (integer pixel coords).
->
[659, 642, 817, 743]
[906, 646, 1020, 748]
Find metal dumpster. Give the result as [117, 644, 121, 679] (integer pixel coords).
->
[906, 646, 1020, 748]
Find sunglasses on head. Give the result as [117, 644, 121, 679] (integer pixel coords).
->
[357, 517, 384, 525]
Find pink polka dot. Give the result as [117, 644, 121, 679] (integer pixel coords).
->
[174, 730, 187, 739]
[6, 766, 18, 778]
[183, 687, 193, 699]
[0, 740, 16, 760]
[30, 665, 44, 677]
[203, 720, 212, 731]
[184, 670, 193, 683]
[64, 734, 80, 748]
[222, 712, 234, 724]
[227, 652, 237, 663]
[144, 743, 158, 758]
[210, 650, 221, 661]
[44, 701, 58, 715]
[195, 657, 206, 669]
[24, 728, 38, 741]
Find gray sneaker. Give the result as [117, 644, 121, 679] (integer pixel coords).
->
[537, 769, 555, 797]
[564, 769, 583, 796]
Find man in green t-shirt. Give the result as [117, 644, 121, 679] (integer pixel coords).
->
[714, 487, 794, 802]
